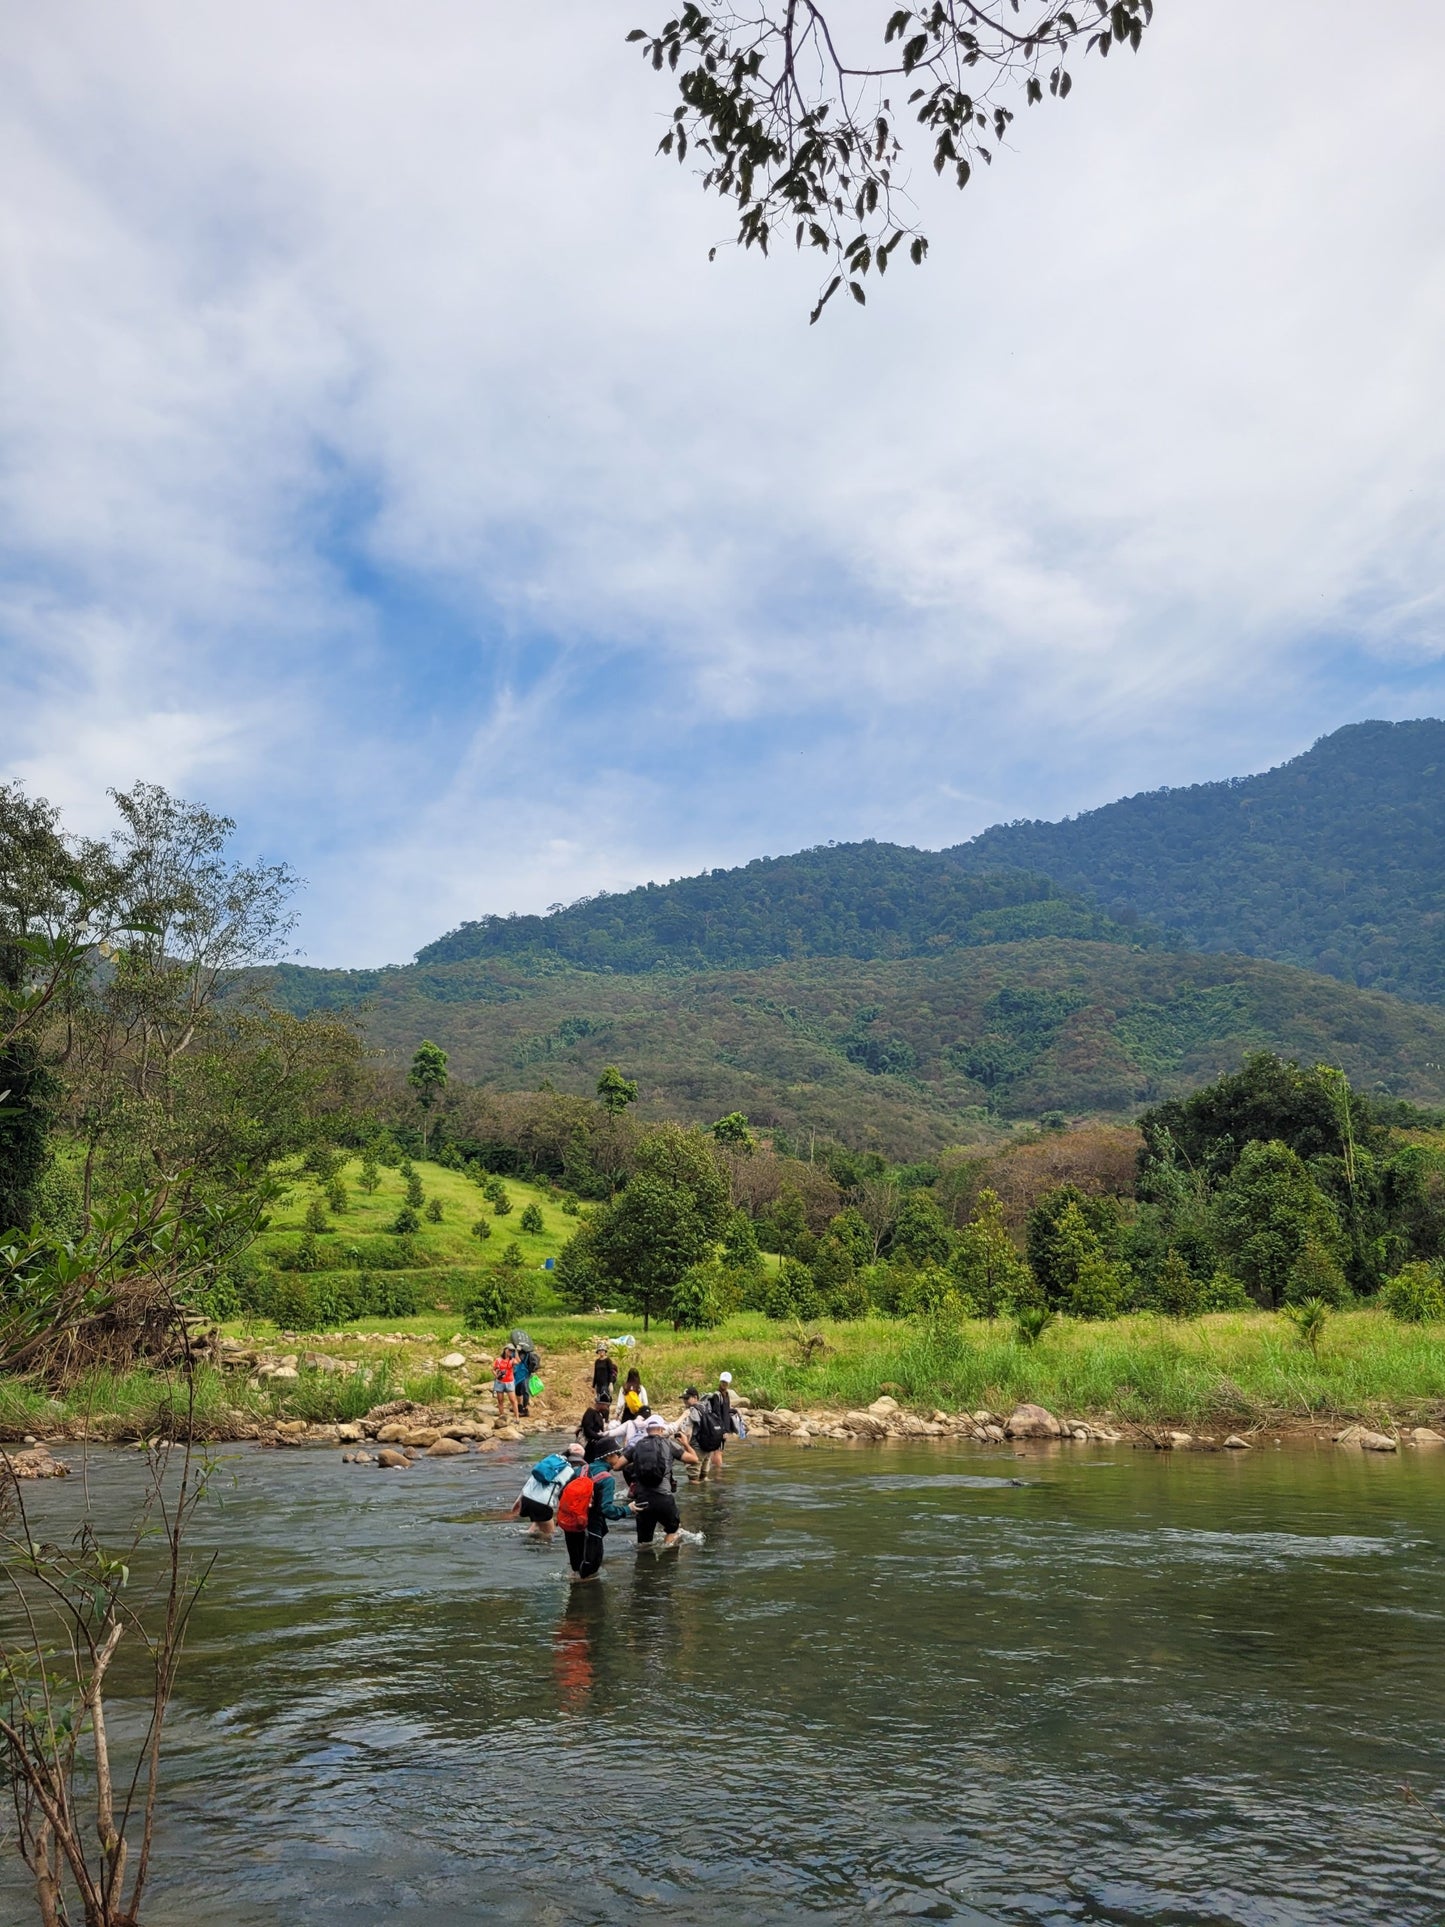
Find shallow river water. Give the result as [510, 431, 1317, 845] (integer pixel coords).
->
[3, 1434, 1444, 1926]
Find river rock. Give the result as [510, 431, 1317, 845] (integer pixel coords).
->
[1168, 1431, 1194, 1449]
[302, 1352, 343, 1373]
[977, 1423, 1005, 1443]
[427, 1436, 468, 1457]
[868, 1396, 901, 1417]
[3, 1447, 68, 1480]
[1004, 1403, 1062, 1440]
[440, 1352, 467, 1370]
[402, 1428, 440, 1448]
[1223, 1435, 1251, 1449]
[493, 1425, 525, 1442]
[1410, 1426, 1445, 1445]
[376, 1423, 413, 1442]
[376, 1449, 410, 1469]
[336, 1423, 364, 1444]
[971, 1410, 996, 1426]
[1361, 1431, 1398, 1452]
[842, 1411, 888, 1438]
[441, 1421, 487, 1440]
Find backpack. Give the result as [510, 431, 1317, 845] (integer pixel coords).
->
[531, 1453, 568, 1484]
[629, 1436, 671, 1490]
[692, 1405, 725, 1454]
[555, 1470, 594, 1532]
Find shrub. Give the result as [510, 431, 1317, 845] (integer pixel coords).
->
[499, 1240, 525, 1271]
[1015, 1304, 1056, 1347]
[669, 1260, 726, 1330]
[326, 1179, 349, 1215]
[405, 1172, 425, 1211]
[492, 1188, 514, 1218]
[822, 1272, 872, 1321]
[399, 1157, 414, 1179]
[392, 1205, 420, 1235]
[294, 1231, 320, 1273]
[357, 1157, 381, 1195]
[562, 1197, 581, 1217]
[764, 1256, 821, 1322]
[1285, 1235, 1348, 1308]
[425, 1198, 444, 1224]
[303, 1197, 329, 1234]
[470, 1217, 493, 1241]
[1201, 1269, 1252, 1311]
[463, 1275, 511, 1330]
[1149, 1247, 1202, 1318]
[1381, 1261, 1445, 1323]
[519, 1202, 545, 1235]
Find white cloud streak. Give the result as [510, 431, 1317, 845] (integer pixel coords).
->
[1, 0, 1443, 961]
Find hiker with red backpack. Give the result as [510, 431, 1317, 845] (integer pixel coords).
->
[555, 1444, 621, 1581]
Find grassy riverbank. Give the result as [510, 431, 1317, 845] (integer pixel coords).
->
[1, 1310, 1442, 1440]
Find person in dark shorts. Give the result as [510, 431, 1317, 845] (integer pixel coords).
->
[624, 1416, 689, 1547]
[512, 1443, 585, 1537]
[556, 1451, 610, 1581]
[592, 1343, 619, 1405]
[578, 1389, 614, 1463]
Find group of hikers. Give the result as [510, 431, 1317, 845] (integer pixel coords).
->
[508, 1342, 744, 1582]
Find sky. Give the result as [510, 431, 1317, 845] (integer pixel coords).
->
[2, 0, 1443, 966]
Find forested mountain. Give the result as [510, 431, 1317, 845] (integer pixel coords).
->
[950, 719, 1445, 1002]
[415, 846, 1145, 971]
[261, 941, 1445, 1156]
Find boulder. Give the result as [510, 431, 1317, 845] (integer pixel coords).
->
[440, 1352, 467, 1370]
[442, 1421, 487, 1441]
[427, 1436, 469, 1457]
[3, 1447, 69, 1480]
[868, 1396, 901, 1417]
[1004, 1403, 1062, 1440]
[275, 1418, 307, 1436]
[1361, 1430, 1398, 1452]
[1223, 1435, 1251, 1450]
[493, 1426, 525, 1442]
[977, 1423, 1005, 1443]
[1168, 1431, 1194, 1450]
[337, 1422, 364, 1444]
[1410, 1426, 1445, 1445]
[302, 1353, 342, 1373]
[376, 1449, 410, 1469]
[842, 1411, 888, 1438]
[376, 1423, 412, 1443]
[402, 1428, 441, 1449]
[971, 1410, 996, 1426]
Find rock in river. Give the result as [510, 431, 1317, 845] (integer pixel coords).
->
[376, 1449, 411, 1469]
[1004, 1403, 1062, 1440]
[426, 1436, 468, 1457]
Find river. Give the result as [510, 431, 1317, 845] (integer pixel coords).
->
[2, 1434, 1442, 1925]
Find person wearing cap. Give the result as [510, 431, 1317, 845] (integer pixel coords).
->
[623, 1416, 696, 1548]
[511, 1442, 587, 1538]
[591, 1342, 618, 1405]
[695, 1371, 736, 1480]
[578, 1388, 614, 1463]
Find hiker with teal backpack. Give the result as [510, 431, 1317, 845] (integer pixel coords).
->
[511, 1442, 587, 1538]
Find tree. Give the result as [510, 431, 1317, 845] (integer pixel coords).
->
[949, 1188, 1031, 1318]
[759, 1187, 814, 1260]
[470, 1216, 494, 1242]
[1213, 1139, 1346, 1310]
[1152, 1246, 1202, 1318]
[519, 1201, 545, 1235]
[492, 1186, 514, 1217]
[1044, 1200, 1124, 1318]
[1381, 1262, 1445, 1324]
[408, 1040, 449, 1152]
[326, 1177, 348, 1214]
[392, 1205, 420, 1235]
[588, 1125, 728, 1330]
[358, 1155, 380, 1195]
[425, 1197, 444, 1224]
[404, 1170, 425, 1211]
[1285, 1234, 1347, 1309]
[1026, 1184, 1121, 1303]
[888, 1189, 953, 1268]
[596, 1065, 639, 1117]
[629, 0, 1154, 321]
[710, 1110, 755, 1152]
[670, 1259, 727, 1330]
[303, 1197, 328, 1234]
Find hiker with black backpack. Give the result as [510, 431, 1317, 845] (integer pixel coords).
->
[678, 1386, 724, 1481]
[623, 1416, 701, 1549]
[694, 1371, 736, 1481]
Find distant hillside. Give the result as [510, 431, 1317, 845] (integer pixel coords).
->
[259, 942, 1445, 1156]
[414, 846, 1147, 972]
[951, 719, 1445, 1002]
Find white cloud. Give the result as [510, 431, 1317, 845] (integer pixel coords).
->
[1, 0, 1443, 962]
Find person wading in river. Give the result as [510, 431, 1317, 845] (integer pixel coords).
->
[512, 1443, 586, 1537]
[694, 1371, 735, 1480]
[578, 1388, 614, 1464]
[624, 1416, 699, 1549]
[556, 1446, 614, 1582]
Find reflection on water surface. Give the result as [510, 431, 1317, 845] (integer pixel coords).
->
[3, 1437, 1442, 1925]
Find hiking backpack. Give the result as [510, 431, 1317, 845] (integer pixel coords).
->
[629, 1436, 671, 1489]
[692, 1404, 725, 1454]
[554, 1470, 594, 1531]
